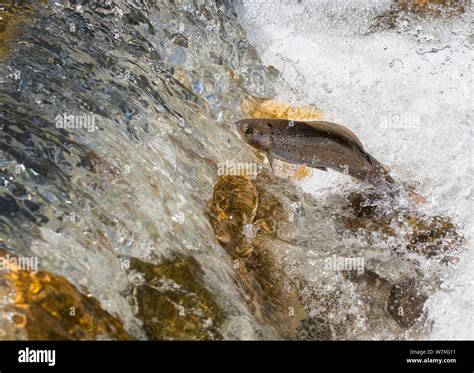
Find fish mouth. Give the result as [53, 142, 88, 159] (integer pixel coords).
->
[251, 134, 270, 144]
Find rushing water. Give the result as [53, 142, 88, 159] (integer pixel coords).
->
[237, 0, 473, 339]
[0, 0, 472, 340]
[0, 0, 280, 339]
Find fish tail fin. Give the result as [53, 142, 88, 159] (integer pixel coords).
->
[364, 153, 427, 204]
[366, 168, 395, 187]
[364, 152, 396, 185]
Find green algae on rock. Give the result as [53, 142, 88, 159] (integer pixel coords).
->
[128, 255, 224, 340]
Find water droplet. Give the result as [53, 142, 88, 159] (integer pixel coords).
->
[192, 81, 204, 94]
[242, 224, 258, 240]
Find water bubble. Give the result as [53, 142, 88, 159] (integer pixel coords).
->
[242, 224, 258, 240]
[389, 59, 404, 72]
[192, 81, 204, 94]
[171, 212, 185, 224]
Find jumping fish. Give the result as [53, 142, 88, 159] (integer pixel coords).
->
[234, 118, 395, 186]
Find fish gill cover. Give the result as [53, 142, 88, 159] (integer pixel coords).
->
[0, 0, 471, 340]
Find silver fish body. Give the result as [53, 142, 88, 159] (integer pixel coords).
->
[234, 119, 394, 185]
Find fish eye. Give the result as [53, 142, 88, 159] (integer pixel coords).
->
[244, 126, 253, 135]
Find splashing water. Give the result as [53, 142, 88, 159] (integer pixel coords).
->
[0, 0, 472, 340]
[238, 0, 473, 339]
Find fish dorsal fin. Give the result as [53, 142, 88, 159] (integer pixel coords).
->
[305, 121, 364, 150]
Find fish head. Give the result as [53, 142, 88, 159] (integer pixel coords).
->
[234, 119, 273, 150]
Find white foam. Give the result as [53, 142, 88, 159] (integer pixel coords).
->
[239, 0, 473, 339]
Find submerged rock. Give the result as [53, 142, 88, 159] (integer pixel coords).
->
[209, 175, 305, 338]
[0, 251, 130, 340]
[128, 255, 224, 340]
[209, 175, 260, 257]
[369, 0, 467, 33]
[0, 0, 277, 340]
[0, 0, 467, 341]
[344, 190, 464, 261]
[387, 277, 428, 329]
[406, 215, 464, 259]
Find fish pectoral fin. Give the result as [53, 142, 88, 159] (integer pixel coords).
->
[266, 151, 275, 175]
[314, 166, 328, 172]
